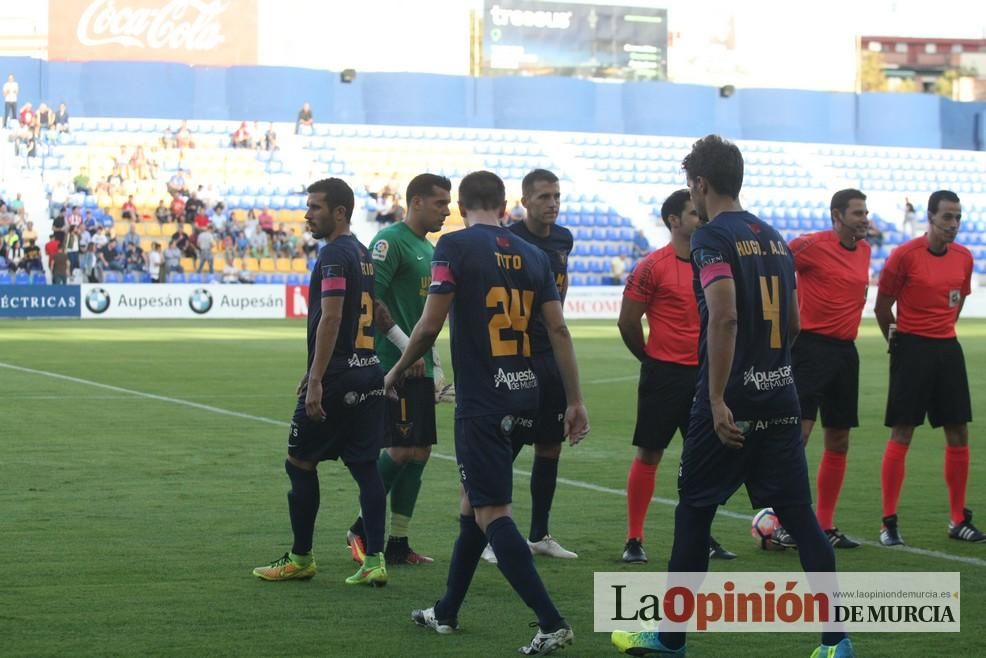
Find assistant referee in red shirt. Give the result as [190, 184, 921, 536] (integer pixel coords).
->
[789, 189, 871, 549]
[875, 189, 981, 545]
[617, 189, 735, 564]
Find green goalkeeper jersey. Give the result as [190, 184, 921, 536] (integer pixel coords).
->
[369, 221, 435, 376]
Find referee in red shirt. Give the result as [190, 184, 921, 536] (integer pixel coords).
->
[617, 189, 735, 563]
[789, 189, 871, 549]
[875, 189, 981, 545]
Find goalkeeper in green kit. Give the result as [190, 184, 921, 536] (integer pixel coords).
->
[347, 174, 453, 565]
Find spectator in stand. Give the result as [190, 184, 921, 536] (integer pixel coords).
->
[222, 258, 239, 283]
[633, 229, 651, 257]
[51, 246, 69, 284]
[171, 225, 194, 259]
[185, 191, 204, 226]
[36, 103, 54, 133]
[65, 225, 81, 277]
[258, 206, 275, 237]
[122, 223, 141, 250]
[147, 242, 163, 282]
[285, 227, 299, 264]
[295, 102, 314, 134]
[9, 192, 24, 217]
[244, 208, 259, 239]
[902, 200, 917, 237]
[196, 225, 215, 274]
[82, 243, 101, 282]
[73, 167, 92, 194]
[7, 239, 24, 271]
[101, 166, 125, 196]
[211, 202, 228, 233]
[3, 74, 18, 128]
[222, 232, 235, 265]
[164, 240, 182, 274]
[102, 238, 124, 271]
[22, 238, 43, 272]
[250, 225, 269, 267]
[67, 205, 83, 232]
[302, 228, 317, 259]
[193, 207, 210, 233]
[83, 209, 97, 232]
[866, 223, 884, 249]
[22, 221, 37, 244]
[54, 102, 69, 132]
[231, 122, 251, 148]
[130, 145, 152, 180]
[161, 126, 176, 149]
[609, 253, 628, 285]
[271, 223, 288, 267]
[264, 123, 278, 151]
[51, 210, 67, 246]
[124, 241, 146, 273]
[170, 193, 186, 224]
[90, 226, 108, 250]
[121, 195, 138, 221]
[235, 230, 249, 266]
[155, 199, 170, 225]
[176, 120, 194, 149]
[18, 101, 33, 130]
[0, 243, 8, 272]
[509, 199, 526, 224]
[45, 233, 61, 269]
[168, 170, 189, 197]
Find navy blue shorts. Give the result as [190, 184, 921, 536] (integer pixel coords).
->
[456, 412, 536, 508]
[677, 407, 811, 509]
[511, 352, 565, 446]
[288, 366, 386, 464]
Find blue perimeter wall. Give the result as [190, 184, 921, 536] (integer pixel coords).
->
[3, 57, 984, 150]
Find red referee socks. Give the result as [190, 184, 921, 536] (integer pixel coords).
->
[816, 449, 847, 530]
[945, 445, 970, 525]
[627, 458, 657, 540]
[881, 440, 909, 518]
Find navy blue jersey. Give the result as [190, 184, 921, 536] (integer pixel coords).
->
[508, 221, 573, 354]
[690, 211, 799, 419]
[307, 234, 380, 377]
[430, 224, 560, 418]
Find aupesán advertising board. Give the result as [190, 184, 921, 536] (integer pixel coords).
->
[0, 285, 81, 318]
[80, 284, 285, 319]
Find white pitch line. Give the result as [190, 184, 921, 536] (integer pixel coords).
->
[4, 360, 986, 568]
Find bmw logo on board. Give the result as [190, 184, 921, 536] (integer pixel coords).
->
[188, 288, 214, 315]
[85, 287, 111, 314]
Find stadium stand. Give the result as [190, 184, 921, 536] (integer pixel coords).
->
[11, 119, 986, 284]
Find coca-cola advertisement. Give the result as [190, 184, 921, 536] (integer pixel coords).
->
[49, 0, 258, 66]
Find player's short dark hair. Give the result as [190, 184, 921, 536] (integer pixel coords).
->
[458, 170, 505, 211]
[306, 177, 354, 220]
[928, 190, 960, 215]
[681, 134, 744, 199]
[406, 173, 451, 204]
[521, 168, 559, 196]
[830, 188, 867, 215]
[660, 189, 691, 230]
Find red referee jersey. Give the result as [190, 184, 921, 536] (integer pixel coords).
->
[789, 231, 870, 341]
[622, 243, 699, 366]
[878, 235, 973, 339]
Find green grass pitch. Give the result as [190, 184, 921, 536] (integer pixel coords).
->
[3, 319, 985, 657]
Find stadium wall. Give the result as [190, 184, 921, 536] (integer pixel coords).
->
[4, 56, 985, 149]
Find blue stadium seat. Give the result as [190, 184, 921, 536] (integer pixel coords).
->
[186, 273, 203, 283]
[123, 272, 138, 283]
[30, 271, 47, 285]
[254, 273, 270, 283]
[587, 274, 603, 286]
[287, 274, 304, 285]
[103, 271, 122, 283]
[14, 271, 30, 285]
[168, 272, 186, 283]
[0, 271, 10, 284]
[270, 274, 287, 284]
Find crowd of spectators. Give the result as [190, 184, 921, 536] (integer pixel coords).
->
[0, 192, 44, 275]
[3, 74, 70, 160]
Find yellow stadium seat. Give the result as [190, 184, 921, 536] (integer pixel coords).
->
[181, 257, 195, 272]
[259, 258, 276, 272]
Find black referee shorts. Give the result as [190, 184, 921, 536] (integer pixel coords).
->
[632, 357, 698, 451]
[792, 331, 859, 429]
[384, 377, 437, 448]
[885, 333, 972, 429]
